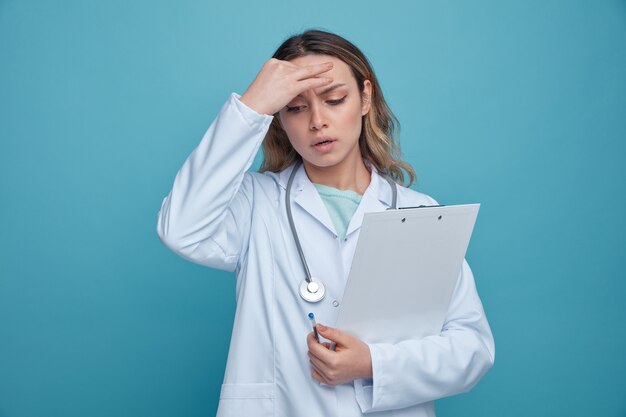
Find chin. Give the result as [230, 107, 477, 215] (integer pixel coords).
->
[303, 155, 344, 169]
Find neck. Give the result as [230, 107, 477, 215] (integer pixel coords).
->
[302, 157, 371, 195]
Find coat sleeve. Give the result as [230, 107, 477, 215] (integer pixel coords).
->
[156, 93, 274, 271]
[353, 259, 495, 413]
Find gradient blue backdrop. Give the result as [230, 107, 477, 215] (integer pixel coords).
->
[1, 1, 625, 416]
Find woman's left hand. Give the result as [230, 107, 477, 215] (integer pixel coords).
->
[306, 324, 373, 386]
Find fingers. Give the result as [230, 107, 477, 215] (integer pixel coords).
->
[307, 331, 337, 376]
[291, 61, 333, 95]
[309, 353, 337, 386]
[309, 351, 343, 386]
[311, 368, 331, 385]
[308, 350, 329, 373]
[306, 331, 319, 349]
[306, 325, 372, 386]
[299, 76, 333, 92]
[294, 61, 334, 81]
[307, 334, 335, 364]
[306, 331, 347, 386]
[241, 58, 333, 115]
[316, 324, 353, 347]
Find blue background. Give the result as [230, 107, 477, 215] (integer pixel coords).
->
[1, 1, 625, 416]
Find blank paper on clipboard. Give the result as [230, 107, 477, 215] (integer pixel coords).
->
[335, 204, 480, 344]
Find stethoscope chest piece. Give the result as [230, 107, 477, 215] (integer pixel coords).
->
[299, 277, 326, 303]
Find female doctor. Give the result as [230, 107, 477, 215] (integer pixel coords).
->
[157, 29, 494, 417]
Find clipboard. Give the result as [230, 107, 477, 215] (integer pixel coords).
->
[335, 204, 480, 344]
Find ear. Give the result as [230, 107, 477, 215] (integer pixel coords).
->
[361, 80, 372, 116]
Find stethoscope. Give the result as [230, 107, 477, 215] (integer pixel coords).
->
[286, 159, 398, 303]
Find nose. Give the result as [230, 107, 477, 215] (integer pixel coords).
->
[309, 102, 328, 131]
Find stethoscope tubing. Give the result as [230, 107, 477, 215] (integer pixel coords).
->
[286, 159, 314, 284]
[286, 159, 398, 302]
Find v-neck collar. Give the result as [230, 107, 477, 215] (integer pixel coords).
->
[278, 162, 395, 237]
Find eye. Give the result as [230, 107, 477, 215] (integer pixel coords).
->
[327, 96, 347, 105]
[286, 105, 305, 113]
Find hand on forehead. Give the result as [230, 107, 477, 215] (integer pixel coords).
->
[290, 55, 355, 97]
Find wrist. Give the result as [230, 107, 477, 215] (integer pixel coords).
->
[358, 346, 373, 379]
[240, 92, 271, 116]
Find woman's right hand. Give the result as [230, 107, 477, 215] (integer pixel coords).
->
[240, 58, 334, 116]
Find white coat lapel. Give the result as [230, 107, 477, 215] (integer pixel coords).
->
[279, 163, 337, 236]
[345, 169, 393, 237]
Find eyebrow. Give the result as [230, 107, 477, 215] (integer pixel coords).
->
[296, 83, 347, 98]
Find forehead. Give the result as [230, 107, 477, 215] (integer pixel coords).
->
[289, 54, 356, 88]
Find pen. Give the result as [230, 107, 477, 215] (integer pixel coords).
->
[308, 313, 320, 343]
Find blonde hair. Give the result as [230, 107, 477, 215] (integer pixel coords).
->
[259, 29, 416, 186]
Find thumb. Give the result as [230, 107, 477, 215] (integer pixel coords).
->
[316, 324, 353, 346]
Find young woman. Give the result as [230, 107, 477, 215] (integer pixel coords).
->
[157, 29, 494, 417]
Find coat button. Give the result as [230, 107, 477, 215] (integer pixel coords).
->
[332, 300, 339, 307]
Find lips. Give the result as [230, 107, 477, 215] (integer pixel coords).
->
[312, 137, 336, 147]
[311, 137, 337, 153]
